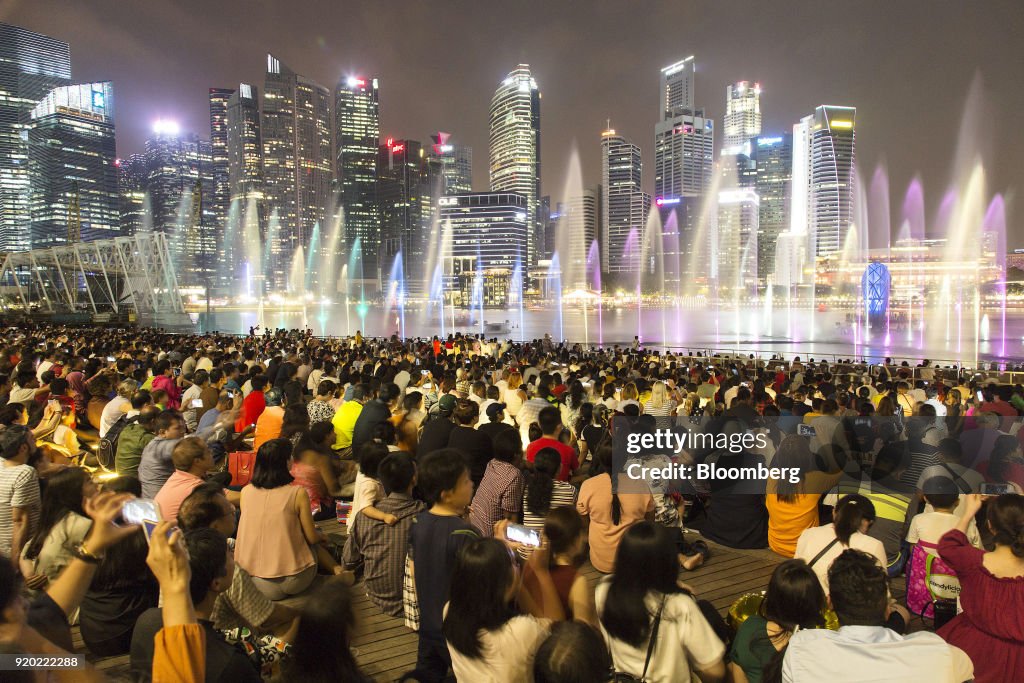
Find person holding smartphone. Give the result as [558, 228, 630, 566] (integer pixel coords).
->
[936, 493, 1024, 683]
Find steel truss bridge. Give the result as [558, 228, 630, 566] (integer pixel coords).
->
[0, 232, 191, 328]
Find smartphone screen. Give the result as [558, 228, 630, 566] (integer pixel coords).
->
[191, 399, 204, 408]
[976, 391, 984, 402]
[980, 483, 1011, 496]
[797, 424, 816, 437]
[121, 499, 163, 542]
[421, 370, 429, 375]
[505, 523, 541, 547]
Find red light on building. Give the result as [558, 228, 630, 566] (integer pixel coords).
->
[391, 144, 405, 154]
[385, 137, 394, 148]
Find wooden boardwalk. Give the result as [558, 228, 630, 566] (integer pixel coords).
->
[71, 522, 908, 682]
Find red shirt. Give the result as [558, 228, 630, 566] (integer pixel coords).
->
[236, 390, 266, 432]
[525, 437, 579, 482]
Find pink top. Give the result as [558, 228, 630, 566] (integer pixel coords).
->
[154, 470, 205, 523]
[234, 484, 315, 579]
[290, 460, 330, 513]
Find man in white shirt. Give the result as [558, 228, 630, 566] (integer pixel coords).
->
[782, 549, 972, 683]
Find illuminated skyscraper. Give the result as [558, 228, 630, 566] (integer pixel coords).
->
[223, 83, 263, 291]
[655, 57, 713, 287]
[714, 189, 760, 290]
[262, 54, 332, 291]
[660, 56, 695, 119]
[0, 23, 71, 251]
[378, 138, 434, 293]
[117, 153, 147, 236]
[28, 81, 118, 247]
[808, 105, 856, 256]
[555, 187, 600, 290]
[600, 127, 649, 277]
[144, 122, 216, 287]
[208, 88, 233, 241]
[751, 134, 792, 283]
[722, 81, 761, 155]
[335, 75, 380, 286]
[489, 65, 541, 267]
[428, 131, 472, 194]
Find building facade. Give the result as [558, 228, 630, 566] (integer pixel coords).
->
[809, 105, 856, 257]
[208, 87, 233, 250]
[439, 192, 528, 306]
[428, 131, 472, 194]
[660, 56, 695, 119]
[555, 187, 600, 290]
[335, 75, 380, 286]
[714, 189, 760, 291]
[752, 134, 792, 284]
[0, 23, 71, 251]
[722, 81, 761, 155]
[117, 153, 147, 236]
[489, 65, 540, 267]
[28, 81, 118, 248]
[144, 124, 215, 287]
[262, 54, 332, 291]
[378, 138, 435, 293]
[600, 128, 649, 278]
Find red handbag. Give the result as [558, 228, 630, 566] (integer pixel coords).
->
[228, 451, 257, 487]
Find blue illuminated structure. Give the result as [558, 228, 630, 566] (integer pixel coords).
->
[861, 261, 891, 327]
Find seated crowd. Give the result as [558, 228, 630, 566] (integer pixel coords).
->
[0, 323, 1021, 682]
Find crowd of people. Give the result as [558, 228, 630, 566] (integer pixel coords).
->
[0, 323, 1022, 682]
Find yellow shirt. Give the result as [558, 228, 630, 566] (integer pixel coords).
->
[332, 400, 362, 450]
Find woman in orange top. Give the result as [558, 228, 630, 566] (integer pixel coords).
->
[765, 435, 844, 557]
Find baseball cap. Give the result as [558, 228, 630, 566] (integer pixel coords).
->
[486, 402, 507, 418]
[438, 394, 457, 412]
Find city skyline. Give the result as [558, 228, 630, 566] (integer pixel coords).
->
[5, 1, 1021, 244]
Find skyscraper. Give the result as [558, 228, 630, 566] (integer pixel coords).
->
[428, 132, 472, 194]
[28, 81, 118, 247]
[335, 75, 380, 287]
[378, 138, 433, 293]
[262, 54, 332, 291]
[489, 65, 541, 267]
[0, 23, 71, 251]
[439, 192, 528, 306]
[752, 134, 792, 283]
[714, 189, 760, 290]
[144, 122, 215, 287]
[556, 187, 600, 290]
[722, 82, 761, 155]
[601, 127, 649, 277]
[208, 87, 233, 245]
[655, 57, 713, 288]
[117, 153, 147, 236]
[660, 56, 695, 119]
[808, 105, 856, 257]
[223, 83, 263, 291]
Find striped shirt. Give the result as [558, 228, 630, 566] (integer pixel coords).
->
[519, 480, 578, 558]
[0, 463, 41, 558]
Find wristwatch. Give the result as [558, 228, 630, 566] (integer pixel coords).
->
[71, 542, 104, 564]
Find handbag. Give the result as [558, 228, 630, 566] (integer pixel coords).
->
[612, 600, 665, 683]
[228, 450, 257, 487]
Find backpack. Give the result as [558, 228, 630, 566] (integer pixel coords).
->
[97, 414, 135, 471]
[906, 541, 960, 619]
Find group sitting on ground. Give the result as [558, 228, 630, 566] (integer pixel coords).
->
[0, 323, 1021, 682]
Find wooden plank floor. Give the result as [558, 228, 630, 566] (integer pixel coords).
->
[72, 521, 909, 682]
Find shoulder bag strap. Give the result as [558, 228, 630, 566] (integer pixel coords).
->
[939, 462, 971, 494]
[808, 537, 841, 568]
[640, 599, 666, 682]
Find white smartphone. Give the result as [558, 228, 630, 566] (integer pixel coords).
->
[505, 523, 541, 547]
[191, 399, 204, 408]
[121, 498, 163, 542]
[979, 482, 1012, 496]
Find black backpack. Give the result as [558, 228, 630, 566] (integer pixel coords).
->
[97, 414, 135, 471]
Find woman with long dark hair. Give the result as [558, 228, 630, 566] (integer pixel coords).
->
[596, 522, 727, 682]
[521, 507, 596, 626]
[278, 580, 371, 682]
[291, 421, 350, 519]
[765, 435, 844, 557]
[576, 443, 654, 573]
[19, 467, 96, 590]
[728, 559, 826, 683]
[443, 537, 564, 682]
[279, 403, 310, 444]
[937, 494, 1024, 683]
[521, 448, 578, 556]
[794, 494, 887, 591]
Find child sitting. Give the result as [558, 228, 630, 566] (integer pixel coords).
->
[350, 441, 399, 527]
[907, 477, 982, 555]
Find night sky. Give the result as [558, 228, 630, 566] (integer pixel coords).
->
[4, 0, 1022, 245]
